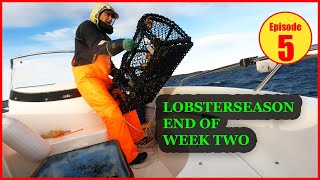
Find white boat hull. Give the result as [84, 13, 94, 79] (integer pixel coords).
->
[3, 86, 318, 177]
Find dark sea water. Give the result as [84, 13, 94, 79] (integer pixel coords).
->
[2, 57, 317, 113]
[165, 57, 318, 98]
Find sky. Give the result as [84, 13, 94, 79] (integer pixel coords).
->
[2, 2, 318, 100]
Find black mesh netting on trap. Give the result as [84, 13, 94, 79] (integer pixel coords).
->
[109, 13, 193, 114]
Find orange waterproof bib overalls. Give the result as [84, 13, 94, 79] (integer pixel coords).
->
[72, 55, 144, 163]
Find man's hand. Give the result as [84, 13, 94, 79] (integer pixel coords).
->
[122, 39, 137, 51]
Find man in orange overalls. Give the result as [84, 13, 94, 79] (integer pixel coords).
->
[72, 3, 147, 165]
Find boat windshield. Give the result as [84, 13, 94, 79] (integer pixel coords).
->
[10, 52, 74, 91]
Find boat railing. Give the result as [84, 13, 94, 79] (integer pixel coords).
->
[179, 44, 318, 92]
[9, 50, 74, 91]
[10, 50, 74, 70]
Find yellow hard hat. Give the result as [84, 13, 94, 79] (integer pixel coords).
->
[89, 3, 119, 25]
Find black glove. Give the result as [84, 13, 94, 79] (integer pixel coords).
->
[110, 67, 119, 77]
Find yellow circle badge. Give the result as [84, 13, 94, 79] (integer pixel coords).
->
[259, 12, 312, 64]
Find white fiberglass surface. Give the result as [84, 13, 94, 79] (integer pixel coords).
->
[2, 87, 317, 177]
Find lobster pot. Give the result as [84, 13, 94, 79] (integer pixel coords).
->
[2, 117, 51, 162]
[110, 13, 193, 113]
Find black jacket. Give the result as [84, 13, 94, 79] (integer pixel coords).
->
[73, 20, 116, 69]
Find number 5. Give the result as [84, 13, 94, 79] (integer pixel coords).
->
[278, 35, 294, 61]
